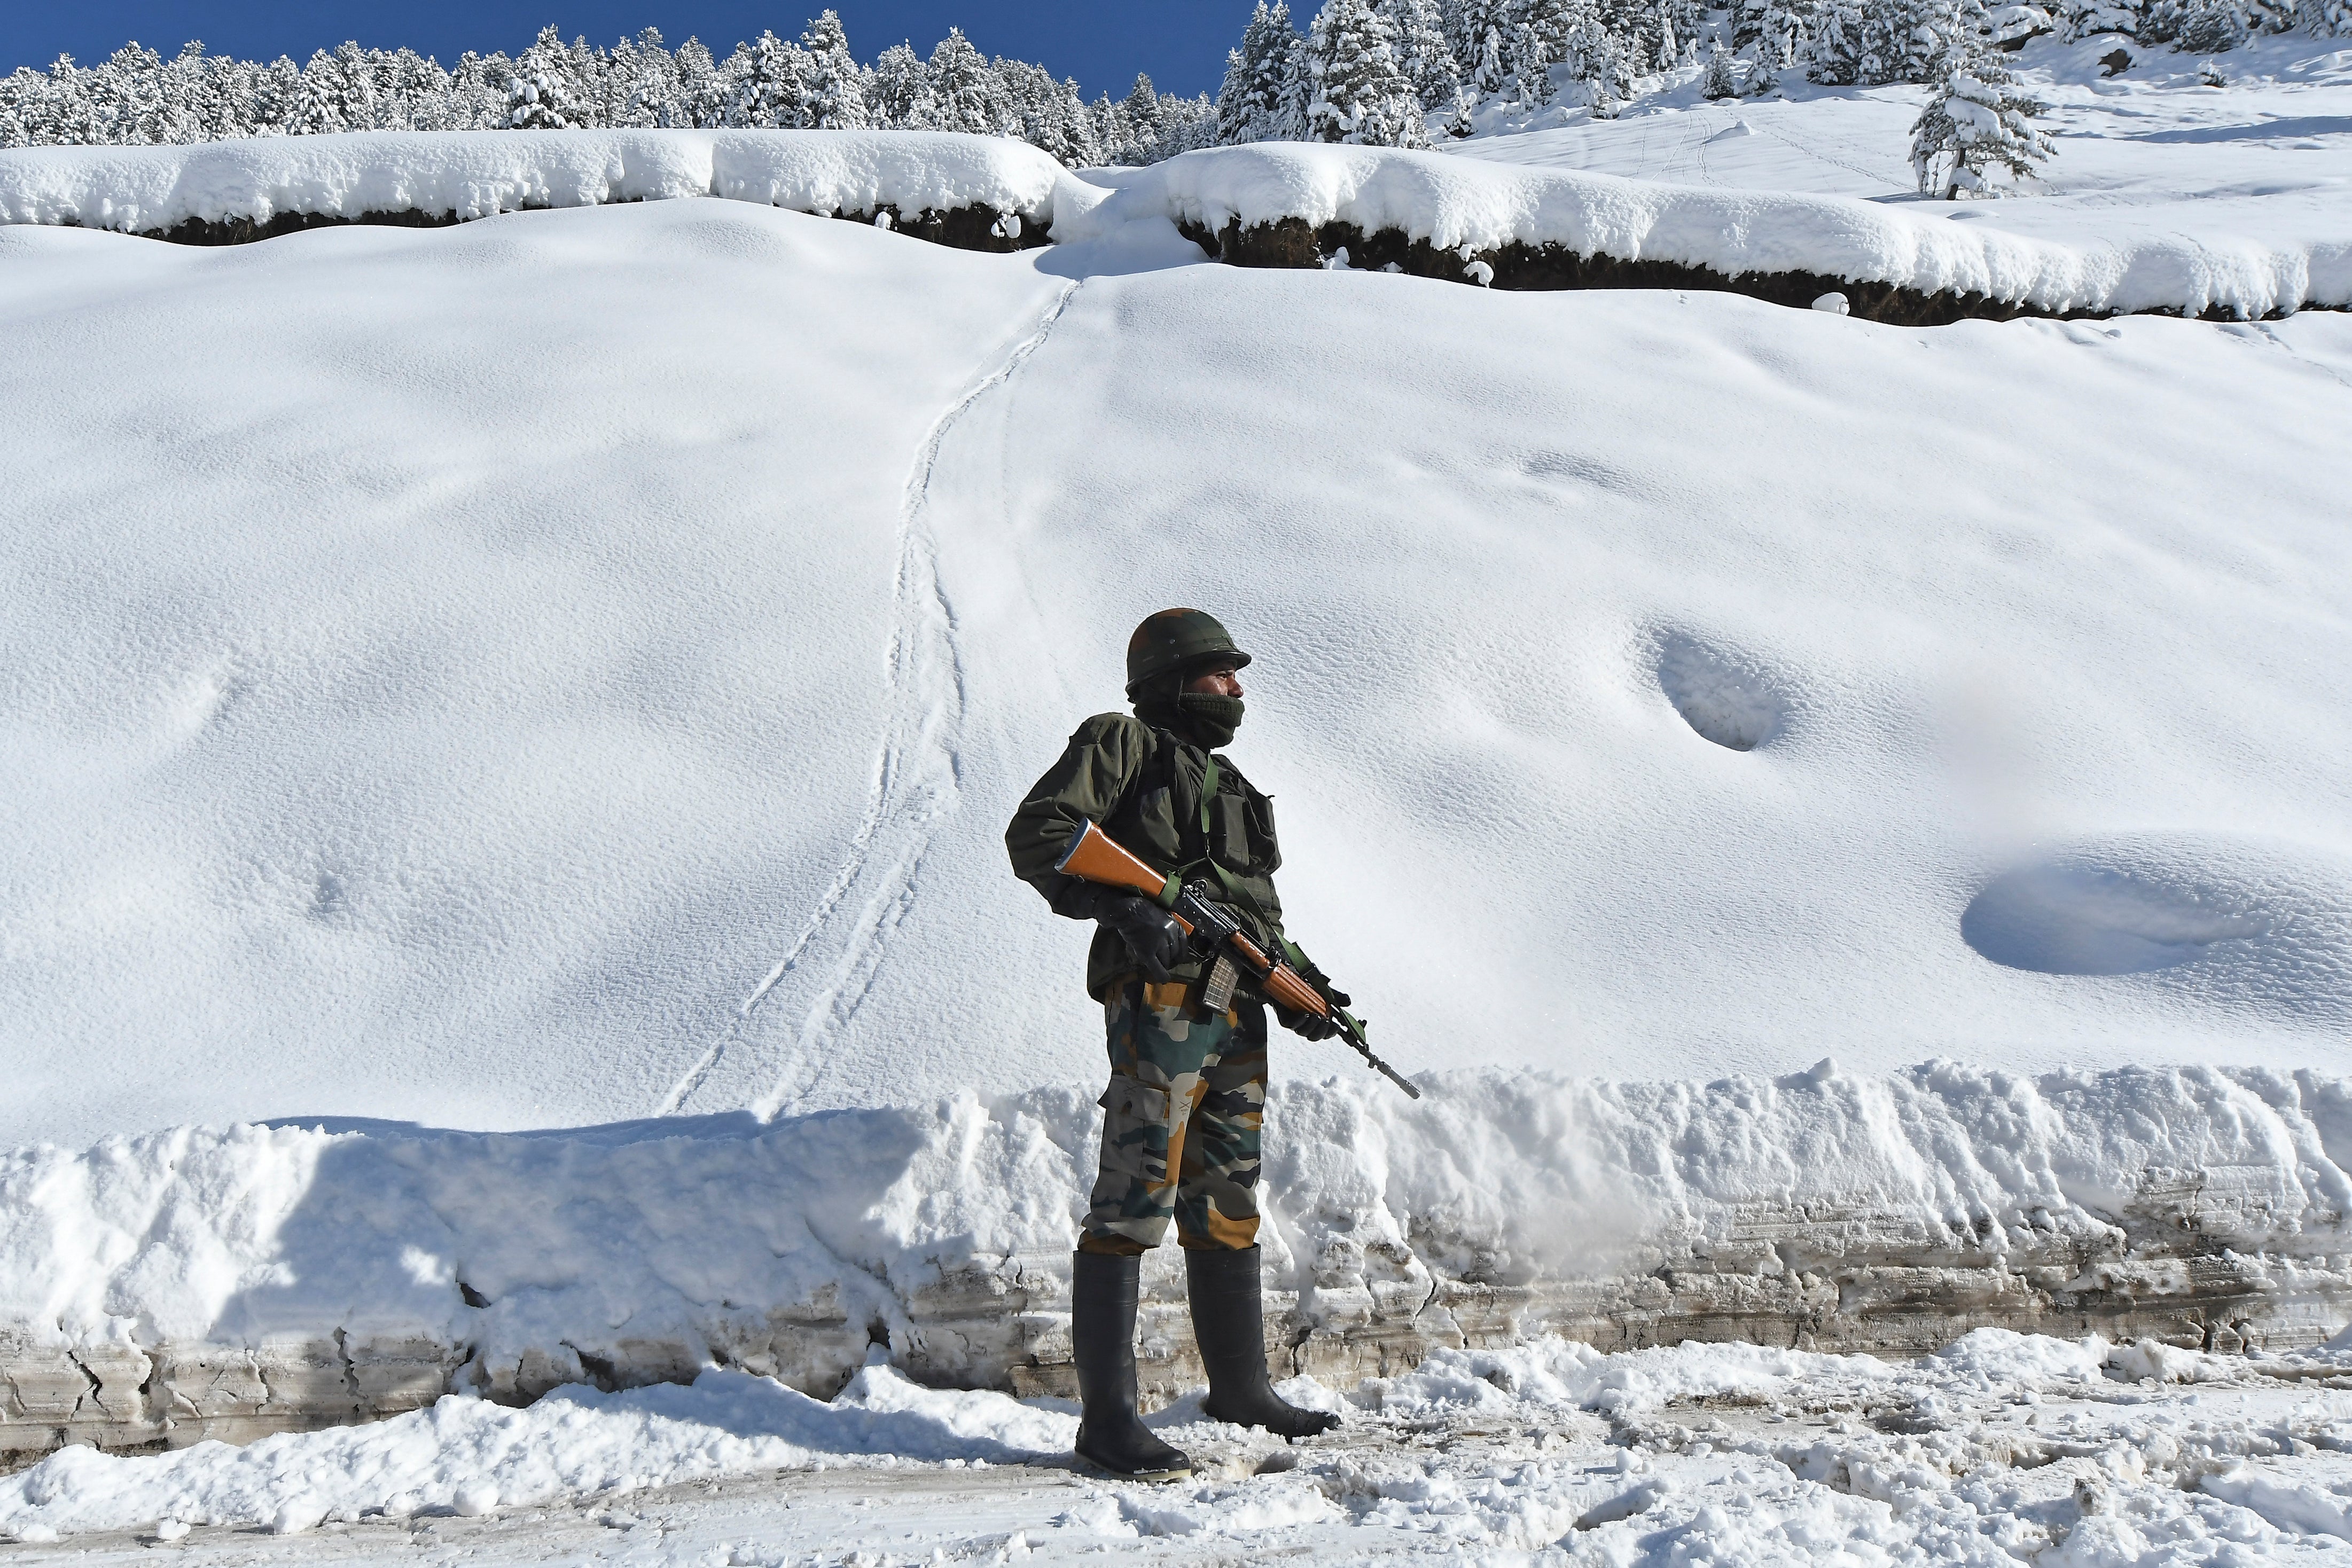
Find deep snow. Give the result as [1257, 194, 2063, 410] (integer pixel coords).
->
[10, 1062, 2352, 1381]
[4, 124, 2351, 1147]
[5, 61, 2352, 1540]
[10, 1331, 2352, 1562]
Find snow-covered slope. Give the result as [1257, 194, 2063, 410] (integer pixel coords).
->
[4, 100, 2352, 1455]
[1443, 33, 2352, 304]
[5, 197, 2350, 1151]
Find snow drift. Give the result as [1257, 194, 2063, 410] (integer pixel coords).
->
[1070, 139, 2352, 318]
[0, 129, 1085, 241]
[6, 128, 2348, 317]
[9, 1061, 2352, 1458]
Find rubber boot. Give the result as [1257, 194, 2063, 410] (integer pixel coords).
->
[1070, 1250, 1192, 1481]
[1186, 1245, 1341, 1439]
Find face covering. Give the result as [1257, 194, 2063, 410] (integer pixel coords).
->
[1176, 692, 1244, 748]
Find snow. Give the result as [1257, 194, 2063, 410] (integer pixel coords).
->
[1057, 35, 2352, 318]
[1449, 34, 2352, 301]
[3, 53, 2352, 1530]
[3, 192, 2342, 1156]
[9, 1330, 2352, 1561]
[0, 128, 1090, 235]
[1, 122, 2350, 1144]
[7, 1061, 2349, 1392]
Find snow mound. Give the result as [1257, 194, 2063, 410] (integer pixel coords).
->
[6, 1061, 2348, 1396]
[0, 1361, 1072, 1539]
[0, 129, 1093, 237]
[1065, 140, 2352, 316]
[10, 1324, 2352, 1548]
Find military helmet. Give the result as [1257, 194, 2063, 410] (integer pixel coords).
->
[1126, 608, 1250, 693]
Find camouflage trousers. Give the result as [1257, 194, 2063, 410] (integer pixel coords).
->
[1077, 978, 1268, 1255]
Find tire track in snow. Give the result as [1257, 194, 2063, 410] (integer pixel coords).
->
[655, 279, 1081, 1120]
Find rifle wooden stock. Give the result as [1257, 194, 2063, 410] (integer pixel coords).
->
[1056, 820, 1178, 906]
[1056, 818, 1419, 1097]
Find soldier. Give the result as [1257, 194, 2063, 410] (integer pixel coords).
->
[1005, 608, 1347, 1481]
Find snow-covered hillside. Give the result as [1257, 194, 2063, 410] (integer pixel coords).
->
[3, 57, 2351, 1486]
[5, 168, 2347, 1149]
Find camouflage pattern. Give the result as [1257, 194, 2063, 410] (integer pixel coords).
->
[1080, 979, 1267, 1255]
[1005, 713, 1287, 1001]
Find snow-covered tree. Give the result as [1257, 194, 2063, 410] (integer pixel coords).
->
[2056, 0, 2144, 34]
[1381, 0, 1462, 106]
[998, 58, 1098, 163]
[1807, 0, 1870, 81]
[1305, 0, 1429, 144]
[1217, 1, 1309, 142]
[1451, 0, 1516, 100]
[798, 12, 869, 128]
[503, 28, 582, 129]
[606, 29, 675, 128]
[865, 42, 935, 128]
[732, 32, 808, 128]
[668, 38, 730, 128]
[1701, 40, 1742, 93]
[1910, 34, 2053, 196]
[1755, 0, 1815, 66]
[927, 28, 1002, 134]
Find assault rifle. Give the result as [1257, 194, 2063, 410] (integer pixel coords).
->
[1055, 820, 1421, 1100]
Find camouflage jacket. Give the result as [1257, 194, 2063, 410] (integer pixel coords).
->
[1005, 712, 1286, 1000]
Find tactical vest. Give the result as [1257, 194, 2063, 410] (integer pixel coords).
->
[1088, 726, 1285, 998]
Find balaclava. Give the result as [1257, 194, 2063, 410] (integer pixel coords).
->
[1136, 671, 1244, 749]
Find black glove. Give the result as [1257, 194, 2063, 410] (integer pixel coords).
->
[1099, 896, 1187, 983]
[1277, 984, 1349, 1041]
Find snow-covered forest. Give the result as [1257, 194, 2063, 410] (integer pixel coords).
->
[6, 0, 2348, 162]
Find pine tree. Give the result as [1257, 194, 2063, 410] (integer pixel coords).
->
[1305, 0, 1428, 144]
[1452, 0, 1516, 101]
[799, 12, 869, 128]
[866, 42, 935, 128]
[2055, 0, 2143, 33]
[1120, 72, 1166, 153]
[731, 32, 807, 128]
[504, 27, 580, 129]
[1756, 0, 1814, 66]
[1559, 4, 1636, 106]
[560, 32, 609, 127]
[287, 46, 362, 134]
[1701, 40, 1742, 93]
[928, 28, 1003, 134]
[248, 55, 302, 135]
[1217, 2, 1308, 143]
[1807, 0, 1869, 81]
[1910, 33, 2053, 196]
[669, 39, 730, 128]
[607, 29, 675, 128]
[1381, 0, 1462, 106]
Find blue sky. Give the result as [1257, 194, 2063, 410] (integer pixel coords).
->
[10, 2, 1258, 99]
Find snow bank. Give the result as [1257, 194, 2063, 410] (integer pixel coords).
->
[6, 1061, 2350, 1455]
[1065, 140, 2352, 316]
[0, 129, 1093, 237]
[9, 1325, 2352, 1548]
[0, 1360, 1072, 1539]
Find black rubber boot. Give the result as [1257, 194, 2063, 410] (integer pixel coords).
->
[1186, 1245, 1341, 1439]
[1070, 1250, 1193, 1481]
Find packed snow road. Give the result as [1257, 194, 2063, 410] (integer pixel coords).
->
[8, 1332, 2352, 1563]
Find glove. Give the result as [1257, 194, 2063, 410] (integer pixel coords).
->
[1099, 896, 1187, 983]
[1277, 985, 1349, 1041]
